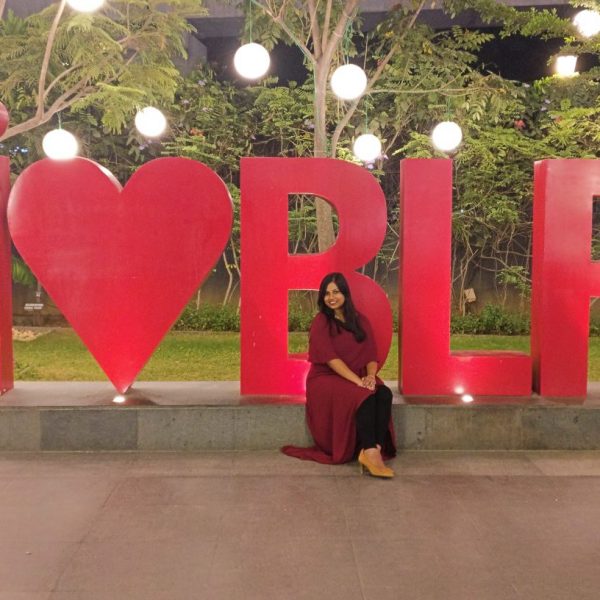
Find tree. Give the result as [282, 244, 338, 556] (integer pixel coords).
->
[242, 0, 570, 251]
[0, 0, 202, 141]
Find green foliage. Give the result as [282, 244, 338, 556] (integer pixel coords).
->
[12, 256, 36, 287]
[451, 305, 530, 335]
[0, 1, 201, 141]
[288, 304, 315, 332]
[173, 301, 316, 332]
[174, 304, 241, 332]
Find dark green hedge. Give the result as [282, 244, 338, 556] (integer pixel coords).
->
[174, 303, 600, 336]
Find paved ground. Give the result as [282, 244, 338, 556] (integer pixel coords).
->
[0, 450, 599, 600]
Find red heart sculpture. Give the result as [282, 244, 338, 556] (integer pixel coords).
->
[8, 157, 232, 392]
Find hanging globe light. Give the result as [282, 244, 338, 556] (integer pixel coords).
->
[134, 107, 167, 138]
[555, 55, 578, 78]
[330, 64, 368, 101]
[353, 134, 382, 163]
[431, 121, 463, 153]
[233, 43, 271, 80]
[0, 102, 9, 137]
[66, 0, 105, 12]
[573, 10, 600, 38]
[42, 129, 79, 160]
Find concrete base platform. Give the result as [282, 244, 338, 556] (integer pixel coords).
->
[1, 381, 600, 451]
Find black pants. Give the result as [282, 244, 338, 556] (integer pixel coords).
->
[356, 384, 393, 450]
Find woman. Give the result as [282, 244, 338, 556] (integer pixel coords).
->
[283, 272, 396, 477]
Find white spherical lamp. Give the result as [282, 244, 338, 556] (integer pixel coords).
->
[42, 129, 79, 160]
[431, 121, 463, 153]
[353, 134, 382, 162]
[233, 43, 271, 80]
[134, 107, 167, 138]
[66, 0, 104, 12]
[573, 10, 600, 38]
[555, 55, 578, 78]
[330, 64, 368, 101]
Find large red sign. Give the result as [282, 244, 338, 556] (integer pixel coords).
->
[0, 155, 598, 400]
[240, 158, 393, 394]
[8, 157, 232, 393]
[0, 156, 13, 394]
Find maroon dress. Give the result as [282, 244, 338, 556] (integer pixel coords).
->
[282, 312, 396, 464]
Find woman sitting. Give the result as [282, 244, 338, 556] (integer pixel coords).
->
[283, 272, 396, 478]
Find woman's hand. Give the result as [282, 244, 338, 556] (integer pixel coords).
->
[361, 374, 376, 391]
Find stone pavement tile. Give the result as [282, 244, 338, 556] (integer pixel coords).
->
[0, 501, 104, 544]
[386, 451, 543, 476]
[220, 502, 349, 540]
[0, 594, 50, 600]
[105, 475, 236, 507]
[525, 450, 600, 475]
[0, 541, 77, 593]
[208, 537, 363, 600]
[234, 450, 338, 476]
[3, 452, 134, 477]
[475, 536, 600, 599]
[127, 451, 235, 476]
[85, 502, 226, 543]
[229, 474, 341, 507]
[345, 501, 479, 541]
[514, 581, 599, 600]
[336, 474, 457, 509]
[0, 452, 132, 479]
[0, 477, 116, 508]
[354, 538, 519, 600]
[55, 539, 217, 594]
[49, 593, 186, 600]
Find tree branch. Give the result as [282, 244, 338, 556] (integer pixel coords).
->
[307, 0, 321, 57]
[322, 0, 332, 51]
[37, 0, 68, 120]
[321, 0, 358, 68]
[1, 80, 92, 140]
[329, 0, 427, 155]
[252, 0, 315, 65]
[0, 0, 6, 20]
[44, 63, 84, 100]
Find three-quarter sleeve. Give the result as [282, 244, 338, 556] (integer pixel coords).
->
[308, 313, 338, 364]
[360, 314, 379, 364]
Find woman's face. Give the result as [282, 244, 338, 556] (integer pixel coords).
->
[324, 281, 345, 312]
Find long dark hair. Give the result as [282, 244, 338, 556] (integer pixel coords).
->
[317, 272, 366, 342]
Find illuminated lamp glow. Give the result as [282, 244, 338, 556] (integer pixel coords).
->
[573, 10, 600, 38]
[431, 121, 463, 153]
[461, 394, 474, 404]
[66, 0, 105, 12]
[555, 55, 578, 78]
[233, 43, 271, 80]
[352, 133, 382, 162]
[113, 395, 126, 404]
[134, 107, 167, 138]
[330, 64, 368, 101]
[42, 129, 79, 160]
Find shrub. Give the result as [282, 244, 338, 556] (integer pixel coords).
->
[174, 304, 240, 331]
[451, 305, 529, 335]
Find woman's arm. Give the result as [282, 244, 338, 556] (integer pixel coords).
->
[327, 358, 367, 387]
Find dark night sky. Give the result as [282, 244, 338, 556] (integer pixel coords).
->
[201, 5, 596, 85]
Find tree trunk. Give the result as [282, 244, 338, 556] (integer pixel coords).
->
[313, 59, 335, 252]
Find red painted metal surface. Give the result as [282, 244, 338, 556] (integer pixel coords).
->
[0, 156, 14, 394]
[0, 103, 8, 137]
[8, 157, 232, 393]
[240, 157, 393, 395]
[399, 159, 531, 397]
[531, 160, 600, 398]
